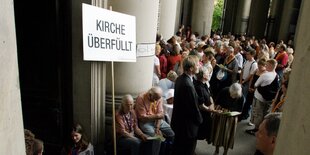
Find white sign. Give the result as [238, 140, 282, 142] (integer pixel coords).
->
[82, 3, 136, 62]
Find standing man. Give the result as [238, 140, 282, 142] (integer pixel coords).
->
[171, 55, 202, 155]
[240, 49, 258, 120]
[275, 44, 288, 82]
[246, 59, 279, 135]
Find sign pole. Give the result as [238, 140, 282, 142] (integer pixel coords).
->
[111, 61, 116, 155]
[110, 6, 116, 155]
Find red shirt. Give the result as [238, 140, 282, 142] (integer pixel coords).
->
[275, 51, 288, 70]
[159, 55, 168, 78]
[167, 55, 181, 72]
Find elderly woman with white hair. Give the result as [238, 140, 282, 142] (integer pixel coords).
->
[211, 83, 245, 155]
[286, 47, 294, 69]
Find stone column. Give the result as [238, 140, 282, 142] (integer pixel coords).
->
[247, 0, 270, 38]
[234, 0, 252, 35]
[106, 0, 159, 139]
[266, 0, 283, 42]
[89, 0, 107, 148]
[158, 0, 178, 40]
[277, 0, 301, 42]
[174, 0, 183, 35]
[71, 0, 107, 150]
[222, 0, 238, 34]
[107, 0, 159, 94]
[191, 0, 215, 36]
[0, 0, 26, 154]
[274, 0, 310, 154]
[72, 0, 91, 142]
[180, 0, 193, 27]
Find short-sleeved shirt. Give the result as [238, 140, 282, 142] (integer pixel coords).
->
[135, 92, 164, 120]
[254, 71, 277, 102]
[242, 60, 258, 80]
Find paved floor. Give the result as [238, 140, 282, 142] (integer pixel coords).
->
[195, 119, 257, 155]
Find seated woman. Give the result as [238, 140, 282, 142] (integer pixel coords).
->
[62, 123, 94, 155]
[116, 94, 149, 155]
[211, 83, 245, 155]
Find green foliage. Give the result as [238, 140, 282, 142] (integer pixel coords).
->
[212, 0, 224, 32]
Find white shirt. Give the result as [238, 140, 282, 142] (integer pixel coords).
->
[254, 71, 277, 102]
[235, 53, 244, 69]
[202, 62, 213, 86]
[242, 60, 258, 80]
[158, 78, 174, 99]
[154, 56, 160, 66]
[153, 56, 160, 86]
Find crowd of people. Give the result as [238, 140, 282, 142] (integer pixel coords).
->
[122, 28, 292, 155]
[25, 28, 292, 155]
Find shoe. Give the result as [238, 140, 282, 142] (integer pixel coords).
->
[245, 129, 257, 136]
[248, 122, 254, 126]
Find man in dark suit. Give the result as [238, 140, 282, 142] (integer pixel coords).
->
[171, 55, 203, 155]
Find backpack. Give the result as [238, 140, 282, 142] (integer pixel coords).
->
[257, 75, 279, 101]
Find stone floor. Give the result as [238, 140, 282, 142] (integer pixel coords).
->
[195, 119, 257, 155]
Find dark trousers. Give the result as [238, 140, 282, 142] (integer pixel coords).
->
[171, 135, 197, 155]
[241, 91, 254, 120]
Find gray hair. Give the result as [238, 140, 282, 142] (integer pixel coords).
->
[215, 40, 222, 48]
[227, 46, 235, 54]
[119, 94, 134, 113]
[148, 86, 163, 97]
[229, 83, 242, 98]
[196, 67, 209, 81]
[122, 94, 133, 103]
[264, 112, 282, 137]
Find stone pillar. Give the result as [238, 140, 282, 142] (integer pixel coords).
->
[277, 0, 301, 42]
[234, 0, 252, 35]
[266, 0, 283, 42]
[222, 0, 238, 34]
[0, 0, 26, 154]
[180, 0, 193, 27]
[247, 0, 270, 38]
[89, 0, 107, 148]
[274, 0, 310, 154]
[191, 0, 214, 36]
[72, 0, 92, 139]
[107, 0, 159, 94]
[158, 0, 178, 40]
[106, 0, 159, 140]
[71, 0, 107, 149]
[174, 0, 183, 35]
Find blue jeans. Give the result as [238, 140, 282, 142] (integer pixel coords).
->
[139, 120, 175, 139]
